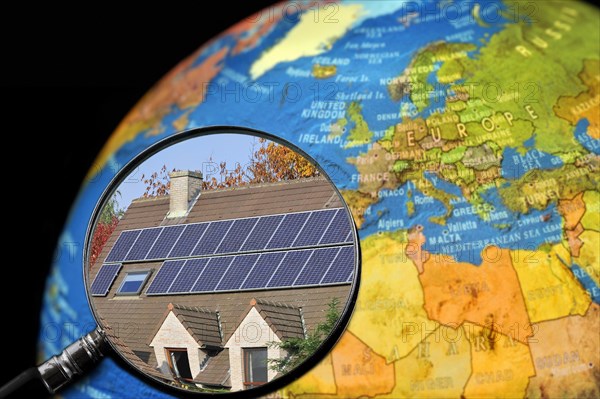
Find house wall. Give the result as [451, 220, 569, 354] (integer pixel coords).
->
[224, 307, 282, 391]
[149, 311, 207, 378]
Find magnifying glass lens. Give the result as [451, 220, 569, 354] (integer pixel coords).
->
[85, 130, 359, 395]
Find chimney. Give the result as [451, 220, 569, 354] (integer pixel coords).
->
[168, 170, 203, 218]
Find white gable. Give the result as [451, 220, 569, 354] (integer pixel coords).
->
[150, 311, 207, 378]
[224, 306, 283, 391]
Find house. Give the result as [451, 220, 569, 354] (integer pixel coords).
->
[88, 171, 356, 391]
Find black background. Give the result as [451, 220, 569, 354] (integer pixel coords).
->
[0, 3, 275, 393]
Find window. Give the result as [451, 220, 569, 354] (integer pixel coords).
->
[243, 348, 268, 388]
[166, 348, 193, 381]
[117, 271, 150, 295]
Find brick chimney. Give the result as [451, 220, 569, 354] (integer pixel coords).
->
[168, 170, 203, 218]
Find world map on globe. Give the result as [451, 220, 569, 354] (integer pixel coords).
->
[40, 1, 599, 398]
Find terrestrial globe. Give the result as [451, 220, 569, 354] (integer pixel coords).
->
[40, 1, 600, 398]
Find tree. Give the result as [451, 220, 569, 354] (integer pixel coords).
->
[245, 138, 318, 183]
[89, 192, 124, 266]
[141, 138, 319, 197]
[268, 297, 340, 374]
[201, 157, 246, 190]
[141, 165, 174, 197]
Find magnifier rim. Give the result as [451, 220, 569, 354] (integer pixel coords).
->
[83, 125, 361, 398]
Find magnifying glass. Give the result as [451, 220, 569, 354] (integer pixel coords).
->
[0, 128, 359, 397]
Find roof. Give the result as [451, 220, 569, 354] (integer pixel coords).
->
[194, 349, 231, 388]
[157, 299, 305, 349]
[186, 177, 341, 222]
[102, 320, 167, 382]
[90, 177, 352, 387]
[251, 298, 305, 341]
[95, 177, 342, 264]
[93, 266, 349, 363]
[158, 304, 222, 348]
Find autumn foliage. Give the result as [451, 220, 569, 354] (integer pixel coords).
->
[142, 138, 319, 196]
[141, 165, 173, 198]
[89, 192, 125, 267]
[89, 215, 119, 266]
[246, 138, 318, 182]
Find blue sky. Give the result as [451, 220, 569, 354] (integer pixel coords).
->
[115, 133, 259, 210]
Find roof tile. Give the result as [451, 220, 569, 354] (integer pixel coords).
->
[194, 348, 231, 388]
[170, 304, 222, 348]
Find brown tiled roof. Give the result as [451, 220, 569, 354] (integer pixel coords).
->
[253, 299, 305, 340]
[185, 177, 342, 222]
[194, 349, 231, 388]
[168, 303, 222, 348]
[102, 320, 167, 382]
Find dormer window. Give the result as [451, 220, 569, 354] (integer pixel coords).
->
[166, 348, 193, 381]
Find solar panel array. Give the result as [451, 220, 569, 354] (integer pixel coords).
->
[104, 208, 351, 263]
[145, 246, 355, 295]
[91, 207, 356, 296]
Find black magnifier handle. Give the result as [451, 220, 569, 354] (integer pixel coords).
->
[0, 328, 106, 398]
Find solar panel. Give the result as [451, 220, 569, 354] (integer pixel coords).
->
[191, 256, 234, 292]
[105, 230, 141, 262]
[293, 209, 337, 247]
[345, 230, 354, 243]
[240, 252, 286, 289]
[146, 260, 185, 294]
[147, 225, 185, 259]
[191, 220, 234, 256]
[293, 247, 340, 286]
[240, 215, 284, 252]
[90, 263, 122, 296]
[124, 228, 162, 261]
[266, 212, 310, 250]
[320, 208, 353, 245]
[216, 218, 258, 254]
[321, 246, 354, 284]
[169, 223, 209, 258]
[216, 254, 259, 291]
[168, 258, 209, 293]
[267, 250, 312, 287]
